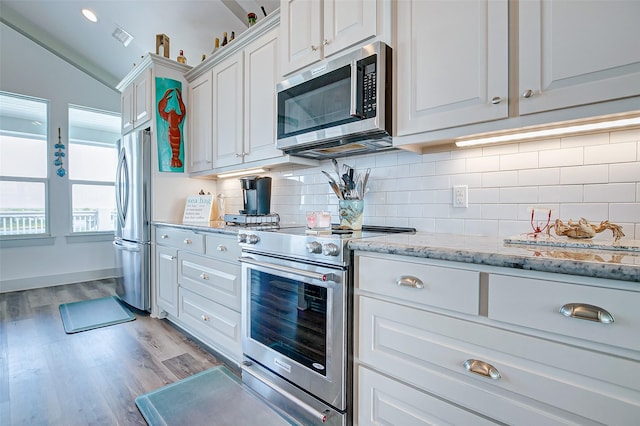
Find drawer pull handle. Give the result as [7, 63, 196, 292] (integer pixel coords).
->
[161, 234, 169, 239]
[201, 315, 209, 321]
[200, 273, 209, 280]
[559, 303, 614, 323]
[397, 275, 424, 289]
[217, 245, 227, 252]
[184, 239, 192, 244]
[464, 359, 501, 380]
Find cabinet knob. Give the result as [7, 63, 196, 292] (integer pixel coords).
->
[322, 39, 330, 46]
[217, 244, 227, 252]
[183, 239, 192, 244]
[310, 45, 318, 52]
[464, 359, 501, 380]
[559, 303, 614, 323]
[201, 314, 210, 321]
[396, 275, 424, 289]
[522, 89, 534, 98]
[200, 273, 209, 280]
[161, 234, 169, 239]
[491, 96, 502, 104]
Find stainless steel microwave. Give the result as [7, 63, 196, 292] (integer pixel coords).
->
[276, 41, 393, 159]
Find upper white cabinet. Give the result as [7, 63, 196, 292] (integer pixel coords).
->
[280, 0, 378, 75]
[187, 70, 213, 173]
[518, 0, 640, 115]
[121, 68, 152, 134]
[396, 0, 508, 136]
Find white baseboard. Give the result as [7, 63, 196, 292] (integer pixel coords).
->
[0, 268, 117, 293]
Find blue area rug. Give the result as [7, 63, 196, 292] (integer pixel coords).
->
[59, 296, 135, 334]
[136, 366, 297, 426]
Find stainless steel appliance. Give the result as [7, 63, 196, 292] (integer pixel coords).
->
[113, 128, 151, 311]
[239, 176, 272, 215]
[276, 42, 393, 159]
[239, 226, 414, 425]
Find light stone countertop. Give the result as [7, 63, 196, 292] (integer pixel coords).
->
[348, 233, 640, 283]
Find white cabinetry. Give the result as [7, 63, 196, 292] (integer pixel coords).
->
[187, 70, 213, 173]
[121, 68, 152, 134]
[280, 0, 379, 75]
[153, 225, 242, 364]
[518, 0, 640, 115]
[354, 252, 640, 425]
[396, 0, 508, 135]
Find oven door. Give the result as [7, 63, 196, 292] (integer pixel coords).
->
[240, 253, 347, 411]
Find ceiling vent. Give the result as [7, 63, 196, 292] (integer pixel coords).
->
[112, 26, 133, 47]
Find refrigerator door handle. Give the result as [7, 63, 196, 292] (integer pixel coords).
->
[115, 147, 129, 229]
[113, 240, 141, 252]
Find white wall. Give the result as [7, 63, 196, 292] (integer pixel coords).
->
[219, 128, 640, 240]
[0, 23, 121, 292]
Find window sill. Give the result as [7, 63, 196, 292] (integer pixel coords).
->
[65, 232, 114, 243]
[0, 235, 56, 248]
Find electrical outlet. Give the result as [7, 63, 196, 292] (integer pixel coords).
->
[453, 185, 468, 208]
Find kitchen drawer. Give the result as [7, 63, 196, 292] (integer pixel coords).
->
[178, 287, 242, 362]
[357, 254, 480, 314]
[155, 226, 205, 253]
[357, 295, 640, 425]
[488, 274, 640, 353]
[178, 251, 241, 311]
[357, 366, 497, 425]
[205, 233, 241, 263]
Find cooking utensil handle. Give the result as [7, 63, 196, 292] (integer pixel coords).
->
[240, 257, 338, 284]
[242, 364, 330, 423]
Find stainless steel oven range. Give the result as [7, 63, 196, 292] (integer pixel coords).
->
[238, 226, 414, 425]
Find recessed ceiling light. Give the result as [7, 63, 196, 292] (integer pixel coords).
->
[81, 8, 98, 23]
[112, 26, 134, 47]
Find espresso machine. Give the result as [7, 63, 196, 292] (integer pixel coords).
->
[239, 176, 271, 215]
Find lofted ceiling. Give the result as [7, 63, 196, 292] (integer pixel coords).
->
[0, 0, 280, 90]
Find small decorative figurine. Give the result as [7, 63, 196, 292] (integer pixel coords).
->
[155, 34, 170, 58]
[554, 218, 625, 242]
[54, 127, 66, 177]
[177, 50, 187, 64]
[248, 12, 257, 26]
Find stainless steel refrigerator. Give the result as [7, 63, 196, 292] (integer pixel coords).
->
[114, 128, 151, 311]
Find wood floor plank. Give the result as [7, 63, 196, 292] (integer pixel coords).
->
[2, 280, 224, 425]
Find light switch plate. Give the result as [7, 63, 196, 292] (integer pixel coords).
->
[453, 185, 468, 208]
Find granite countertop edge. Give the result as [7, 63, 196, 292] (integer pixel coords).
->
[152, 221, 237, 236]
[348, 235, 640, 283]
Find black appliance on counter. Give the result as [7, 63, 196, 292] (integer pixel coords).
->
[240, 176, 271, 215]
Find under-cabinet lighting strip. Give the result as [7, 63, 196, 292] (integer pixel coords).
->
[216, 168, 268, 179]
[455, 114, 640, 148]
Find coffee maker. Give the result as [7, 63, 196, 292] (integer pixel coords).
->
[239, 176, 271, 215]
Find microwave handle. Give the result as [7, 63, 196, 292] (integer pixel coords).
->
[350, 60, 360, 118]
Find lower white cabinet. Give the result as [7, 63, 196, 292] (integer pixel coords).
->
[354, 252, 640, 425]
[154, 225, 242, 364]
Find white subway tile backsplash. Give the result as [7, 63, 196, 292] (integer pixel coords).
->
[539, 147, 583, 167]
[609, 162, 640, 182]
[499, 186, 539, 203]
[584, 183, 636, 202]
[500, 152, 538, 171]
[518, 168, 560, 186]
[560, 164, 609, 184]
[236, 128, 638, 237]
[467, 155, 500, 173]
[538, 185, 583, 203]
[584, 142, 636, 165]
[609, 203, 640, 222]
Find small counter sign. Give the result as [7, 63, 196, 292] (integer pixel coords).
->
[182, 195, 214, 223]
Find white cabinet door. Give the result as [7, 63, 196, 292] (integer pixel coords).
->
[121, 84, 134, 134]
[156, 245, 178, 317]
[396, 0, 508, 136]
[121, 68, 152, 134]
[519, 0, 640, 115]
[244, 28, 283, 164]
[212, 52, 244, 168]
[188, 70, 214, 173]
[323, 0, 376, 57]
[280, 0, 322, 75]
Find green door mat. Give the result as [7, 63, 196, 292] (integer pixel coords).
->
[136, 366, 298, 426]
[59, 296, 135, 334]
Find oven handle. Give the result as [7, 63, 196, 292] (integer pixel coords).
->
[242, 363, 330, 423]
[240, 257, 338, 284]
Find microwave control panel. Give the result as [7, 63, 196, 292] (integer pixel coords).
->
[358, 54, 377, 119]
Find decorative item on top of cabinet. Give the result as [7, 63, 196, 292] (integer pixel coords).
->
[177, 50, 187, 64]
[155, 34, 170, 58]
[280, 0, 378, 75]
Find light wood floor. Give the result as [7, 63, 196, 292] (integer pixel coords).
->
[0, 279, 224, 425]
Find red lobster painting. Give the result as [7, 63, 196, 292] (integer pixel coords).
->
[158, 88, 185, 168]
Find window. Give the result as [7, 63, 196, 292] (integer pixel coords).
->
[0, 92, 48, 236]
[68, 106, 120, 233]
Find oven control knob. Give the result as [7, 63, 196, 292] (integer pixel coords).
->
[237, 233, 247, 243]
[306, 241, 322, 254]
[246, 234, 260, 244]
[322, 243, 340, 256]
